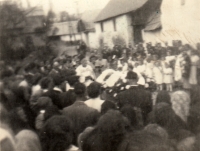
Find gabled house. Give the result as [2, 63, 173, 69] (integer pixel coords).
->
[47, 20, 85, 45]
[94, 0, 162, 47]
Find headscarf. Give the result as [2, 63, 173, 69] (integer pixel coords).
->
[0, 128, 16, 151]
[171, 91, 190, 122]
[15, 130, 42, 151]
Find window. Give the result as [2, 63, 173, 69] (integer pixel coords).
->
[113, 19, 116, 31]
[100, 22, 104, 32]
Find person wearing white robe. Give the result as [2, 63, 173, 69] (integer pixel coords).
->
[145, 62, 154, 82]
[163, 62, 173, 92]
[96, 69, 115, 84]
[189, 51, 200, 85]
[153, 61, 163, 91]
[174, 54, 184, 82]
[76, 59, 96, 79]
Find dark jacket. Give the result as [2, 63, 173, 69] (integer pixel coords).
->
[116, 86, 152, 125]
[63, 101, 100, 145]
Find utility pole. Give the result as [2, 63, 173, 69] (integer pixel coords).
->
[26, 0, 31, 8]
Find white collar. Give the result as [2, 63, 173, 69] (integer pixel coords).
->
[53, 87, 62, 92]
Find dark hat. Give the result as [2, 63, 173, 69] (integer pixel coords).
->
[125, 71, 138, 80]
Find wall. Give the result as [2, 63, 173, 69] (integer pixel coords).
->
[142, 29, 162, 45]
[60, 34, 82, 41]
[95, 14, 134, 48]
[81, 31, 98, 48]
[160, 0, 200, 47]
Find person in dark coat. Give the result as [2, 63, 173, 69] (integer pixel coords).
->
[116, 71, 152, 125]
[82, 110, 131, 151]
[155, 90, 171, 106]
[63, 82, 100, 145]
[40, 115, 74, 151]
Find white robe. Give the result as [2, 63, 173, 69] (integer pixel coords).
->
[96, 69, 115, 84]
[174, 55, 183, 81]
[153, 67, 163, 84]
[76, 65, 95, 79]
[189, 55, 200, 85]
[105, 71, 123, 87]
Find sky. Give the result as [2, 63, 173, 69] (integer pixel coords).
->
[19, 0, 110, 14]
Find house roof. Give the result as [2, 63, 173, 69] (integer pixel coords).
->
[95, 0, 148, 22]
[47, 20, 85, 36]
[81, 9, 101, 32]
[23, 16, 44, 34]
[25, 7, 44, 17]
[144, 10, 161, 31]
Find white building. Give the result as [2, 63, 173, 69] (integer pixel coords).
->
[160, 0, 200, 47]
[47, 20, 85, 44]
[94, 0, 162, 48]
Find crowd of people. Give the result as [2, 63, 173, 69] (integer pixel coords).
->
[0, 40, 200, 151]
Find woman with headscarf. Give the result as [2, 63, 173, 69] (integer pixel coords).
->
[171, 91, 190, 122]
[15, 130, 42, 151]
[82, 110, 131, 151]
[117, 130, 175, 151]
[154, 103, 187, 140]
[76, 58, 96, 80]
[40, 115, 74, 151]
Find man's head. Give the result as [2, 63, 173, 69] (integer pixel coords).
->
[87, 82, 101, 98]
[126, 71, 138, 84]
[74, 82, 86, 97]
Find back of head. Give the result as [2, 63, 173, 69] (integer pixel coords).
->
[101, 100, 116, 115]
[190, 85, 200, 106]
[60, 91, 76, 108]
[154, 104, 187, 139]
[44, 105, 61, 121]
[16, 130, 42, 151]
[97, 110, 131, 138]
[0, 127, 16, 151]
[188, 102, 200, 133]
[39, 77, 52, 89]
[126, 71, 138, 81]
[74, 82, 86, 97]
[87, 82, 101, 98]
[9, 107, 30, 134]
[66, 75, 80, 87]
[118, 131, 175, 151]
[40, 115, 73, 151]
[82, 110, 130, 151]
[156, 90, 171, 106]
[120, 105, 137, 128]
[177, 136, 196, 151]
[33, 97, 53, 113]
[144, 124, 169, 141]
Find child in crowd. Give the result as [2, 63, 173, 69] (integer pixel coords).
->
[153, 61, 163, 91]
[145, 57, 154, 83]
[163, 62, 173, 91]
